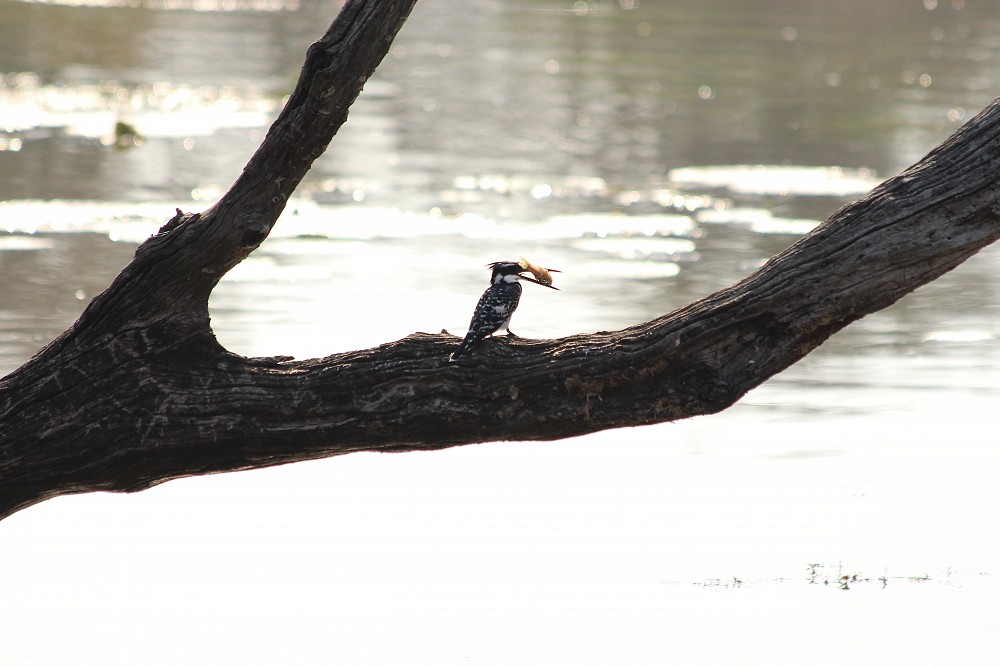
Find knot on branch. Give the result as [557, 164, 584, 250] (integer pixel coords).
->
[237, 209, 273, 250]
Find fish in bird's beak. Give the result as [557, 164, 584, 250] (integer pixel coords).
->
[517, 256, 561, 289]
[519, 271, 560, 290]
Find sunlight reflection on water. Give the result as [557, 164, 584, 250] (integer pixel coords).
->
[0, 76, 278, 142]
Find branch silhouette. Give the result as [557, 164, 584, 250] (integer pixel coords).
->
[3, 0, 1000, 520]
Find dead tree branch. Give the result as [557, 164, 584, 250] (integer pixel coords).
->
[2, 0, 1000, 520]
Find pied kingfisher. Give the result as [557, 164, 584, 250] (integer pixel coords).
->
[449, 261, 559, 362]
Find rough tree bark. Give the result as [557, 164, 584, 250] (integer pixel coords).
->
[2, 0, 1000, 521]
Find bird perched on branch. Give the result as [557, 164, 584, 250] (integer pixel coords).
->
[449, 260, 559, 362]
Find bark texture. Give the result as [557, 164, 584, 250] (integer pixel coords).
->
[3, 0, 1000, 520]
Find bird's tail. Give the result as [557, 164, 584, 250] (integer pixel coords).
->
[449, 333, 476, 362]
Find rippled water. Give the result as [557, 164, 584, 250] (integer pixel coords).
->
[3, 1, 1000, 665]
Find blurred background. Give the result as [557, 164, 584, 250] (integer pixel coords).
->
[2, 0, 1000, 665]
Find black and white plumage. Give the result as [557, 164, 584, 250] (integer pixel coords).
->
[449, 261, 558, 362]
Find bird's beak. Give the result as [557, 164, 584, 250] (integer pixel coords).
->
[519, 272, 560, 290]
